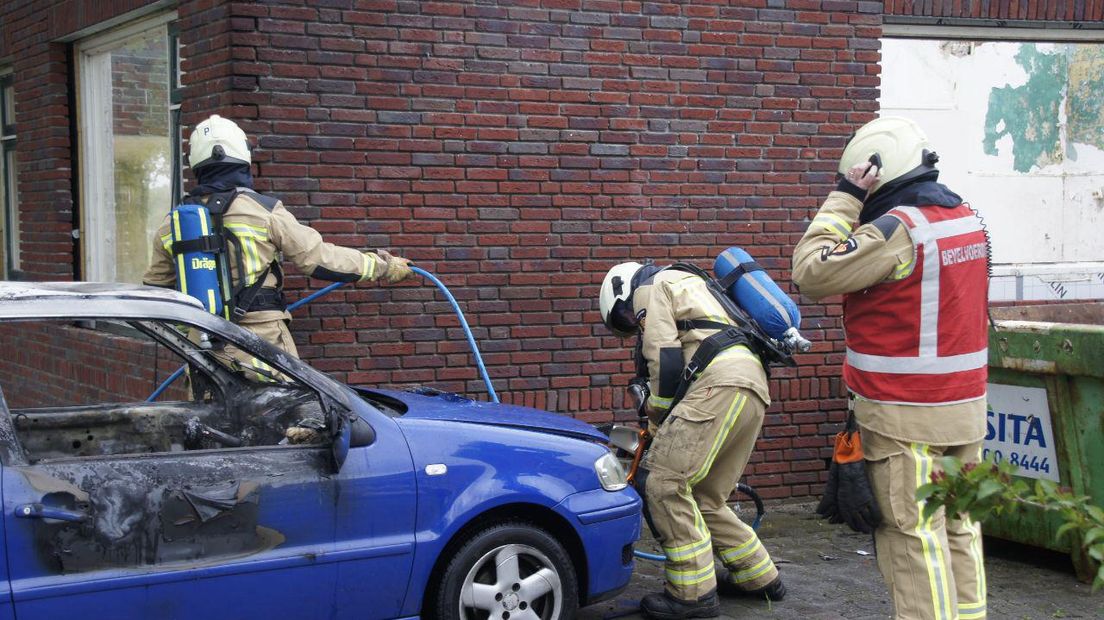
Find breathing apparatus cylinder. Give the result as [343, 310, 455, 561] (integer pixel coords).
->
[713, 247, 807, 350]
[170, 203, 226, 317]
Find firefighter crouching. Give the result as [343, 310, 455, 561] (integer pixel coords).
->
[599, 261, 785, 619]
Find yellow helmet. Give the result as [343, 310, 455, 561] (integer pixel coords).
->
[188, 115, 251, 170]
[839, 116, 940, 195]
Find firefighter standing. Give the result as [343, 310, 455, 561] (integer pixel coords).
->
[599, 262, 784, 619]
[143, 115, 413, 375]
[792, 116, 989, 620]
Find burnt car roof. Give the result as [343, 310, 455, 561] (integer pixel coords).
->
[0, 281, 204, 310]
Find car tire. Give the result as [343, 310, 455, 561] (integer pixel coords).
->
[434, 522, 579, 620]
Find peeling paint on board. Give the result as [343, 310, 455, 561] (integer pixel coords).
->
[1067, 46, 1104, 155]
[983, 44, 1066, 173]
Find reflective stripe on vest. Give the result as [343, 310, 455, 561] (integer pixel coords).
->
[843, 204, 988, 404]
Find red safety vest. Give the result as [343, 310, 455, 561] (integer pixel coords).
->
[843, 204, 989, 405]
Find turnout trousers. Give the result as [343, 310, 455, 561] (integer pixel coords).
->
[643, 385, 778, 600]
[863, 428, 987, 620]
[212, 317, 298, 383]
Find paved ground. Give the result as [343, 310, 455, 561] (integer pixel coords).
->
[579, 500, 1104, 619]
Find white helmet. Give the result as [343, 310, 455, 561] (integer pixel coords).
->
[839, 116, 939, 196]
[189, 114, 251, 170]
[599, 262, 643, 335]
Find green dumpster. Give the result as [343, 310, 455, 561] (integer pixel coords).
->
[986, 302, 1104, 581]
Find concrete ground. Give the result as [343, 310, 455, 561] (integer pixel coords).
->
[580, 500, 1104, 619]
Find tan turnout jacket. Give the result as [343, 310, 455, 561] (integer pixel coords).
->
[633, 269, 771, 417]
[143, 189, 393, 325]
[792, 190, 986, 445]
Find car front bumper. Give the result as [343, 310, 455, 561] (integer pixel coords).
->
[557, 486, 642, 605]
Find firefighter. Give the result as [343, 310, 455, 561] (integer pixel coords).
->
[143, 114, 413, 377]
[792, 116, 989, 620]
[599, 261, 785, 619]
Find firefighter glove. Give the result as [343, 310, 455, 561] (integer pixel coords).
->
[377, 250, 414, 283]
[818, 429, 882, 534]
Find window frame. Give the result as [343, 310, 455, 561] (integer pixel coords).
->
[74, 11, 178, 283]
[0, 70, 18, 279]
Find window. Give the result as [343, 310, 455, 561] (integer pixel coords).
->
[0, 317, 328, 462]
[0, 71, 18, 278]
[76, 13, 180, 284]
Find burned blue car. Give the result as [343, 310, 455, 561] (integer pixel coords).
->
[0, 282, 641, 619]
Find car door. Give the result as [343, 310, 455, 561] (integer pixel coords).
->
[0, 318, 417, 620]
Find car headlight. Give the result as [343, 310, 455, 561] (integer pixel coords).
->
[594, 450, 628, 491]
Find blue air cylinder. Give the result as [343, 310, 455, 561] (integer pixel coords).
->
[170, 203, 224, 316]
[713, 247, 801, 341]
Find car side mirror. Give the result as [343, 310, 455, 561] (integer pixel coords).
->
[350, 416, 375, 448]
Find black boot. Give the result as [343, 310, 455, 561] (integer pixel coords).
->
[639, 590, 720, 619]
[717, 573, 786, 601]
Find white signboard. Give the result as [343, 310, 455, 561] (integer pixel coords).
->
[984, 383, 1060, 483]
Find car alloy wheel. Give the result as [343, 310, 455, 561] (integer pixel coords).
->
[435, 523, 578, 620]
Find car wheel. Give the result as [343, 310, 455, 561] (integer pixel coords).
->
[435, 522, 579, 620]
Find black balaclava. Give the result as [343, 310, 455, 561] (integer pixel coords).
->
[191, 162, 254, 196]
[857, 169, 962, 225]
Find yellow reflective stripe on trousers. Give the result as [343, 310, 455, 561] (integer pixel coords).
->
[729, 555, 772, 584]
[718, 537, 763, 565]
[687, 393, 747, 488]
[813, 212, 852, 239]
[911, 442, 954, 620]
[958, 516, 986, 619]
[665, 563, 714, 586]
[250, 358, 277, 383]
[663, 535, 712, 562]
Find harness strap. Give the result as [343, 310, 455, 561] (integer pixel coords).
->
[170, 234, 223, 255]
[716, 260, 764, 291]
[661, 327, 750, 423]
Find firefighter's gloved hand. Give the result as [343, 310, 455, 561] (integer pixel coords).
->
[377, 250, 414, 283]
[815, 460, 844, 524]
[836, 459, 882, 534]
[286, 416, 326, 445]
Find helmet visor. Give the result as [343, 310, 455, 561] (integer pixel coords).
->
[606, 298, 639, 336]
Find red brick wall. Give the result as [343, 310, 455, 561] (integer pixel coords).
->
[174, 0, 887, 498]
[0, 323, 187, 409]
[2, 1, 1095, 498]
[885, 0, 1104, 20]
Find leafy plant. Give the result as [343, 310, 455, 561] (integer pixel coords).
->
[916, 456, 1104, 591]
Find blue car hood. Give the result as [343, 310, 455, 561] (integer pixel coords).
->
[365, 389, 608, 443]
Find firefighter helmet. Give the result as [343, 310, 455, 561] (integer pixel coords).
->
[188, 115, 251, 170]
[599, 262, 644, 336]
[839, 116, 939, 196]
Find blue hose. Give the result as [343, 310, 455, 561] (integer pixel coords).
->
[147, 269, 499, 403]
[411, 266, 498, 403]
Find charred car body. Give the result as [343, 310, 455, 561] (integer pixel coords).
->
[0, 282, 640, 620]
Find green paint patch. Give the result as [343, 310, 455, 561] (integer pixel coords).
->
[983, 44, 1066, 173]
[1066, 46, 1104, 154]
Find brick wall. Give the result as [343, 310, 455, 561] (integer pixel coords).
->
[0, 323, 187, 409]
[885, 0, 1104, 21]
[2, 1, 1095, 499]
[186, 0, 885, 498]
